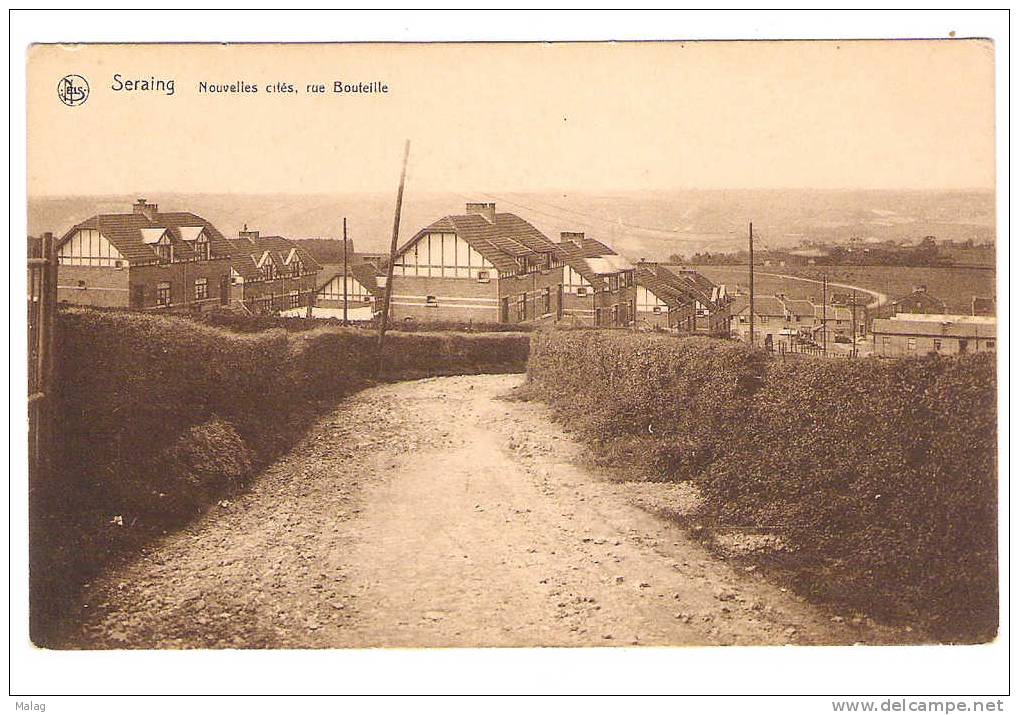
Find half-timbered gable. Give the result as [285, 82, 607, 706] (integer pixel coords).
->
[56, 198, 234, 310]
[225, 230, 322, 314]
[388, 202, 564, 324]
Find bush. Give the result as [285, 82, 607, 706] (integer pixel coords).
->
[526, 330, 997, 642]
[31, 307, 531, 644]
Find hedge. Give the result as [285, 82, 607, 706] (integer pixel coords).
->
[526, 330, 997, 642]
[31, 308, 529, 644]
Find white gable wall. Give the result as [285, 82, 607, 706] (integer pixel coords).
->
[58, 229, 126, 267]
[392, 232, 494, 278]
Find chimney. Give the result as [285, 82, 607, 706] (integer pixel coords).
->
[238, 223, 260, 242]
[133, 198, 158, 221]
[637, 259, 657, 275]
[465, 202, 496, 223]
[559, 231, 585, 248]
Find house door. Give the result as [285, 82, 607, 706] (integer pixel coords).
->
[500, 297, 510, 323]
[130, 284, 145, 309]
[220, 276, 230, 305]
[959, 339, 969, 354]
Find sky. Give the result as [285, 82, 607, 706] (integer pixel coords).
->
[28, 40, 995, 196]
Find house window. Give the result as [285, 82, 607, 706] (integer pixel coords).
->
[576, 286, 588, 297]
[290, 260, 302, 277]
[425, 295, 438, 308]
[155, 241, 171, 263]
[933, 339, 942, 352]
[542, 287, 551, 315]
[477, 270, 490, 283]
[114, 260, 124, 270]
[194, 237, 210, 261]
[516, 294, 527, 321]
[194, 277, 209, 301]
[653, 306, 662, 315]
[289, 290, 300, 309]
[986, 340, 996, 350]
[907, 338, 917, 351]
[883, 336, 891, 349]
[157, 282, 171, 307]
[76, 280, 86, 290]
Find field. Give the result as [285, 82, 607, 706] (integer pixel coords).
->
[698, 264, 996, 313]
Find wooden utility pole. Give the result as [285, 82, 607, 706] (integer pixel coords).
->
[822, 273, 828, 356]
[850, 289, 858, 358]
[342, 217, 349, 326]
[376, 140, 411, 377]
[748, 221, 755, 348]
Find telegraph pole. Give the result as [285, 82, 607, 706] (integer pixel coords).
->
[822, 273, 828, 356]
[342, 217, 349, 326]
[748, 221, 755, 347]
[376, 140, 411, 377]
[850, 289, 858, 358]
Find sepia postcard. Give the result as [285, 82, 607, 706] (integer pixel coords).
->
[17, 22, 1006, 702]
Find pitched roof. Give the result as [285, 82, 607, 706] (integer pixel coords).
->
[635, 264, 721, 312]
[60, 209, 233, 264]
[315, 261, 382, 296]
[556, 236, 634, 289]
[398, 212, 558, 274]
[872, 314, 996, 338]
[634, 267, 692, 310]
[653, 265, 719, 309]
[888, 288, 946, 310]
[226, 235, 322, 280]
[784, 299, 816, 318]
[730, 294, 787, 317]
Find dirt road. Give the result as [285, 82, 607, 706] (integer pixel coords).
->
[756, 271, 888, 308]
[60, 374, 905, 648]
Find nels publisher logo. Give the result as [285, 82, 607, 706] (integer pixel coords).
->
[57, 74, 89, 106]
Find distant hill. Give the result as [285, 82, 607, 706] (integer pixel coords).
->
[29, 189, 994, 263]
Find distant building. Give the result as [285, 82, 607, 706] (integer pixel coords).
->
[315, 261, 381, 313]
[387, 202, 564, 324]
[56, 198, 234, 311]
[634, 263, 697, 332]
[664, 266, 730, 334]
[729, 295, 789, 348]
[875, 285, 947, 319]
[226, 228, 322, 314]
[972, 296, 996, 316]
[556, 232, 636, 327]
[871, 314, 996, 357]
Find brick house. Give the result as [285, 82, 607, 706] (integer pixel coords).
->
[871, 314, 996, 357]
[314, 261, 382, 317]
[387, 202, 564, 324]
[874, 285, 947, 320]
[637, 263, 728, 335]
[556, 232, 636, 327]
[668, 266, 730, 333]
[226, 228, 322, 314]
[729, 294, 789, 347]
[56, 198, 234, 311]
[634, 264, 697, 332]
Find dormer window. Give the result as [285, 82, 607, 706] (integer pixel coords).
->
[155, 236, 172, 263]
[194, 235, 210, 261]
[290, 259, 302, 277]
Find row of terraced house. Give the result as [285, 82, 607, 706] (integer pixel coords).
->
[46, 198, 732, 333]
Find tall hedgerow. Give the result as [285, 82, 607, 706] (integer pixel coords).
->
[526, 330, 997, 641]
